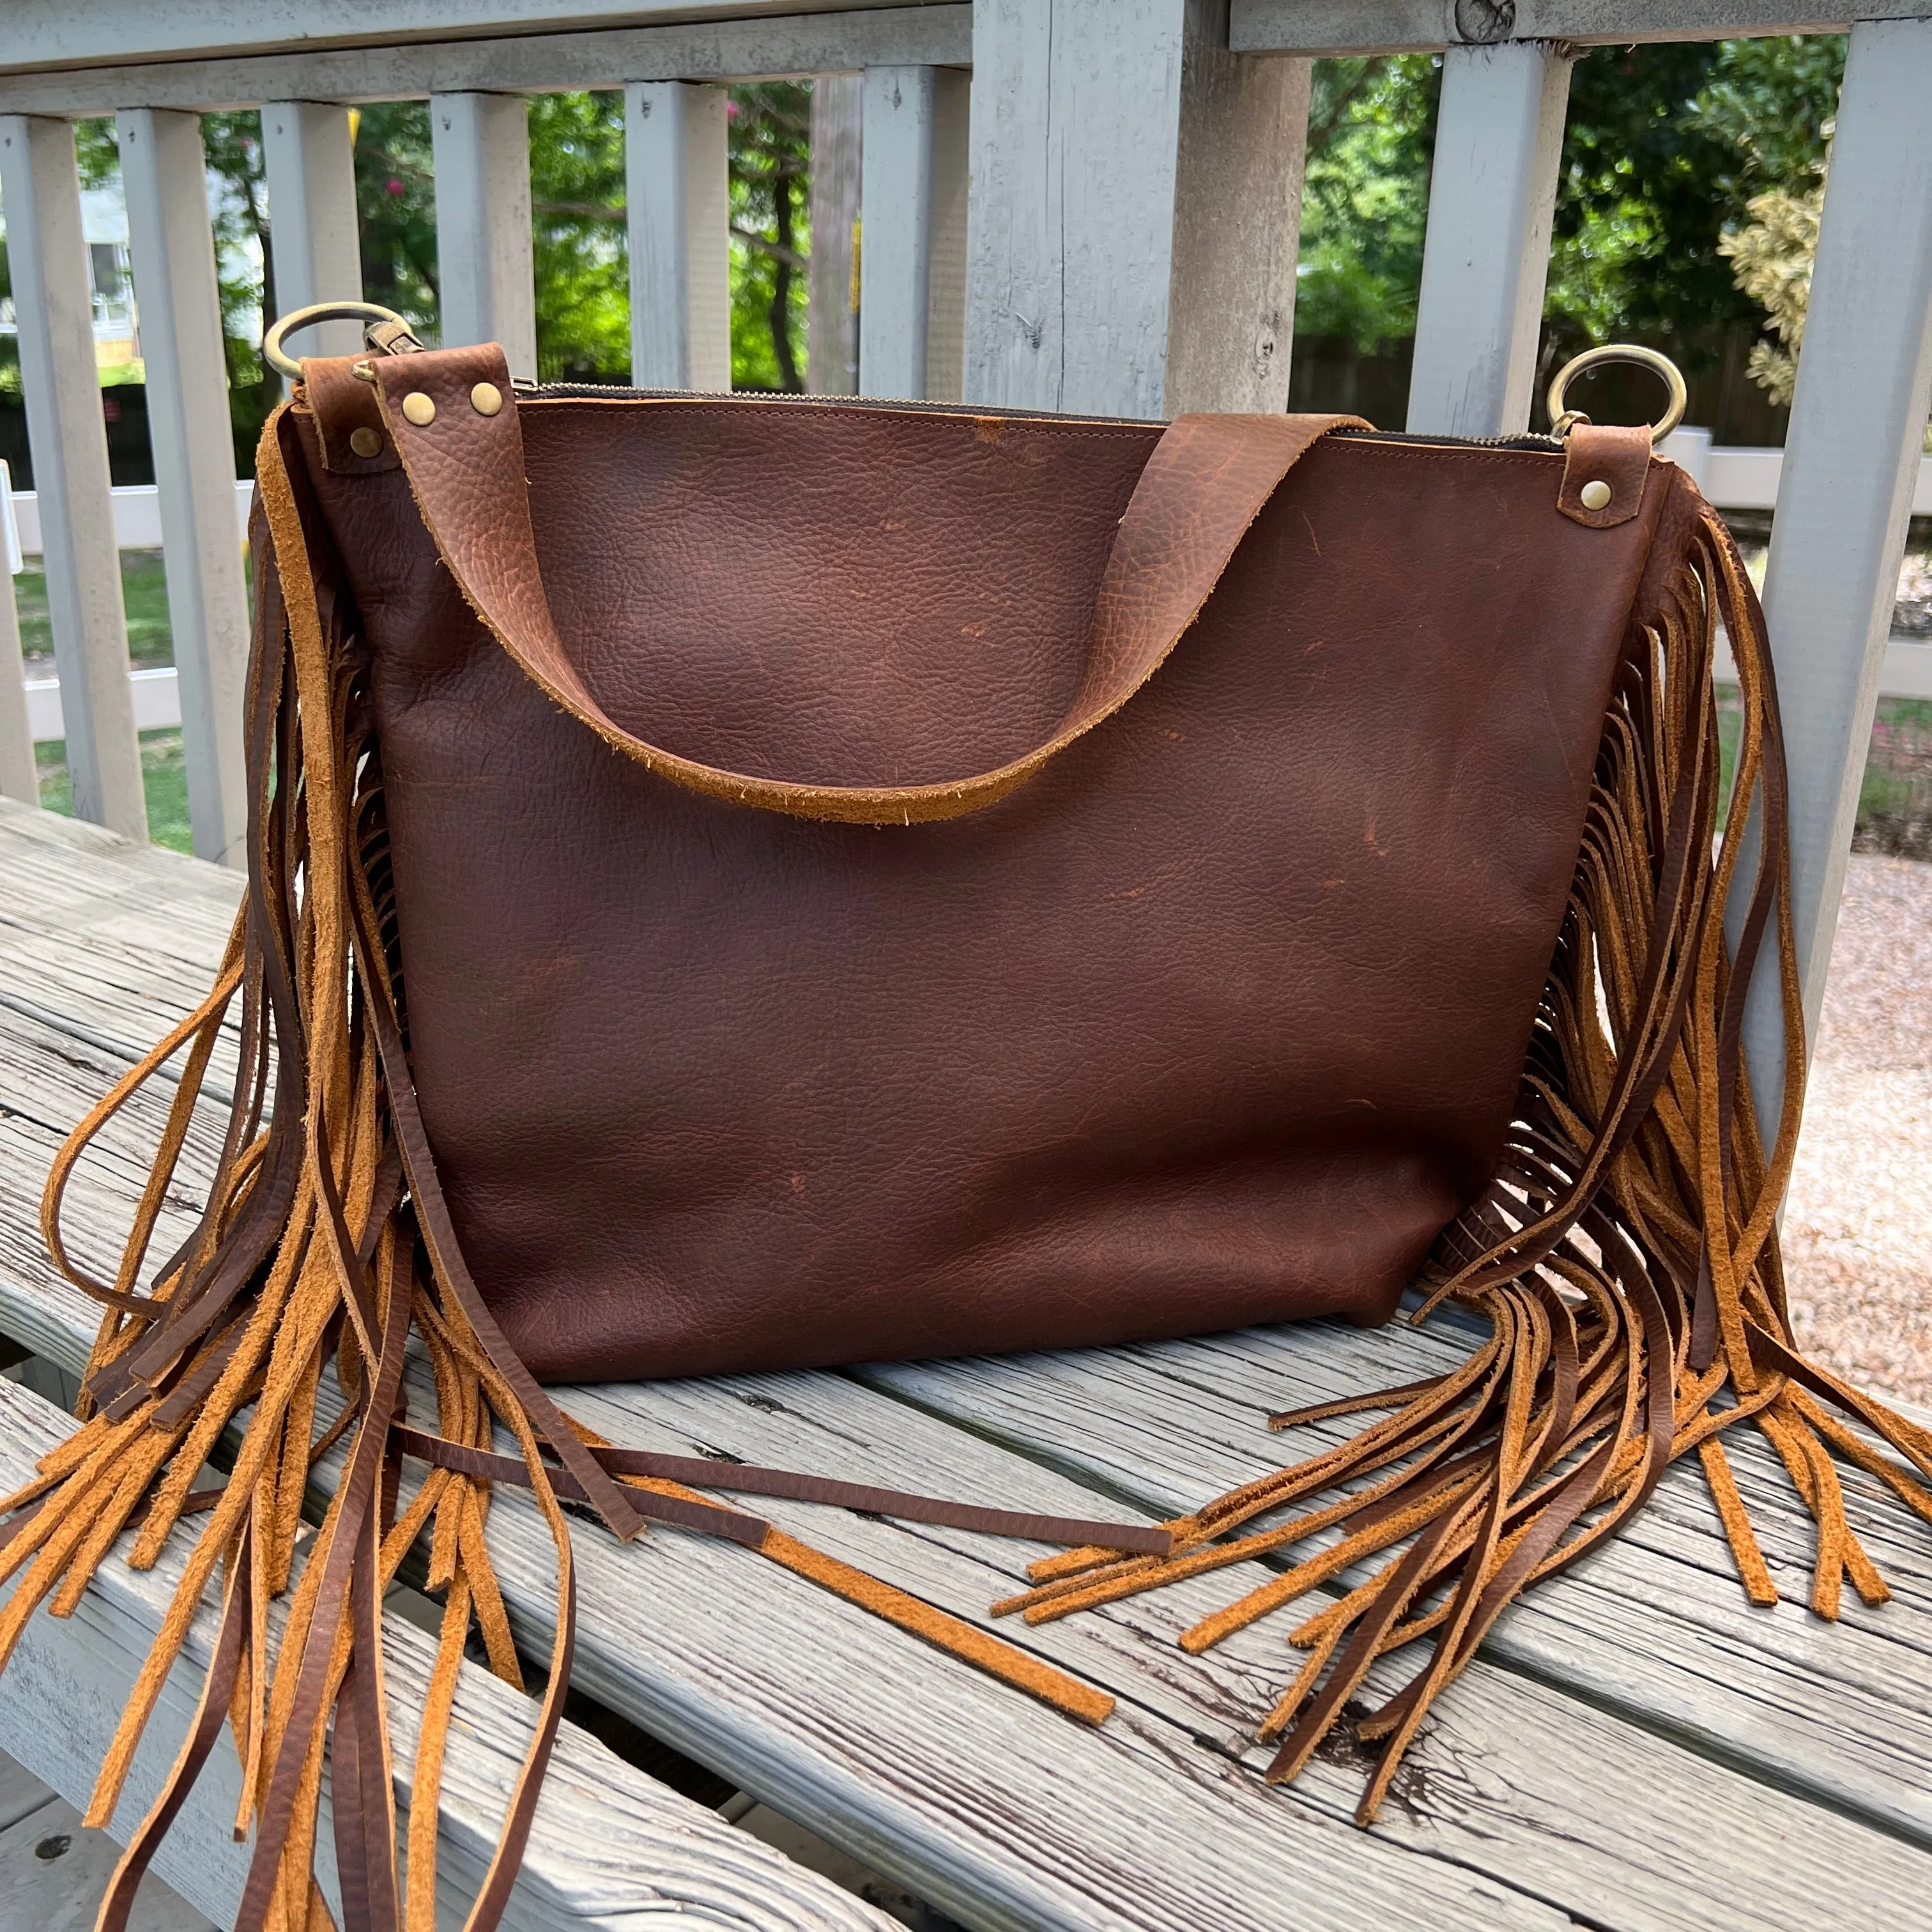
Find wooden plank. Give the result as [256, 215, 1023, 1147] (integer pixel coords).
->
[6, 908, 1932, 1924]
[856, 64, 968, 401]
[1, 1744, 62, 1831]
[0, 1380, 901, 1932]
[0, 0, 931, 72]
[921, 65, 970, 405]
[1163, 24, 1308, 415]
[1406, 40, 1571, 437]
[808, 74, 862, 397]
[1230, 1, 1931, 56]
[0, 1776, 215, 1932]
[859, 66, 940, 401]
[0, 802, 241, 1099]
[260, 103, 366, 362]
[1735, 17, 1932, 1144]
[0, 117, 144, 841]
[0, 914, 1606, 1929]
[13, 827, 1932, 1927]
[964, 0, 1308, 420]
[431, 92, 538, 381]
[625, 82, 733, 392]
[116, 110, 251, 870]
[0, 10, 974, 118]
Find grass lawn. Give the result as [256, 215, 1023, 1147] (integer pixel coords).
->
[15, 549, 174, 670]
[34, 730, 193, 854]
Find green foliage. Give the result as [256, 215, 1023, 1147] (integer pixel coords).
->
[348, 91, 634, 381]
[528, 92, 629, 380]
[51, 116, 274, 466]
[1294, 56, 1439, 354]
[727, 84, 810, 392]
[342, 88, 808, 387]
[1546, 36, 1843, 366]
[1719, 172, 1822, 406]
[353, 103, 440, 334]
[200, 114, 280, 466]
[1294, 35, 1846, 373]
[1679, 34, 1848, 187]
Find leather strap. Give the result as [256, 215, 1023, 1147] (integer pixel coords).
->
[95, 1526, 254, 1932]
[364, 344, 1363, 825]
[393, 1428, 770, 1545]
[392, 1424, 1174, 1555]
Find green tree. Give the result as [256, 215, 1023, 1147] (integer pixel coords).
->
[726, 83, 811, 391]
[528, 91, 629, 380]
[24, 80, 819, 485]
[1718, 168, 1823, 408]
[1546, 35, 1844, 368]
[1292, 35, 1846, 386]
[1294, 55, 1439, 355]
[353, 103, 440, 335]
[341, 89, 809, 388]
[75, 112, 277, 473]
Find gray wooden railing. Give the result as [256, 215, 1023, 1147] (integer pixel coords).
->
[0, 0, 1928, 1130]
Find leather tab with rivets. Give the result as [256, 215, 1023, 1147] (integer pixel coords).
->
[300, 355, 401, 475]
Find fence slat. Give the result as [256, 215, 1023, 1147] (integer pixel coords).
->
[1406, 40, 1572, 436]
[261, 101, 365, 360]
[1737, 17, 1932, 1135]
[964, 0, 1308, 420]
[117, 109, 249, 868]
[922, 66, 970, 404]
[809, 73, 862, 395]
[431, 91, 537, 378]
[1164, 33, 1308, 416]
[859, 66, 969, 401]
[0, 115, 144, 839]
[625, 81, 731, 391]
[0, 560, 31, 804]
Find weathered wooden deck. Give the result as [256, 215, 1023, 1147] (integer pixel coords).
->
[4, 795, 1932, 1931]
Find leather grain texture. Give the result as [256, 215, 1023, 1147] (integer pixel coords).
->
[292, 370, 1667, 1381]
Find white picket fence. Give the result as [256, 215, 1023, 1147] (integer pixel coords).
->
[0, 1, 1929, 1131]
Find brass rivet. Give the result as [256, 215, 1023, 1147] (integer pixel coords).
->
[470, 381, 504, 417]
[1579, 479, 1613, 511]
[402, 391, 436, 427]
[349, 426, 383, 459]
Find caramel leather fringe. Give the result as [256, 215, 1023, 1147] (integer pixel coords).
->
[992, 493, 1932, 1821]
[0, 405, 1105, 1932]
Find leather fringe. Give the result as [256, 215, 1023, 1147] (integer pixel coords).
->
[0, 406, 1128, 1932]
[992, 496, 1932, 1822]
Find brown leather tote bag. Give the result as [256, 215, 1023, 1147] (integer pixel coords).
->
[12, 326, 1928, 1931]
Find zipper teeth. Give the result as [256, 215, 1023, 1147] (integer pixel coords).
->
[519, 382, 1565, 450]
[521, 381, 1140, 424]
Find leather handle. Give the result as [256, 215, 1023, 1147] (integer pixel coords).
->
[369, 344, 1364, 825]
